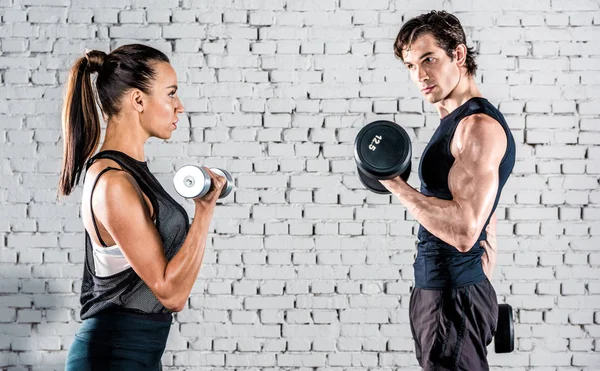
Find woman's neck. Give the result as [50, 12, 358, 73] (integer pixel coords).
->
[98, 118, 148, 162]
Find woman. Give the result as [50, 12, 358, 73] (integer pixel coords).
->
[59, 44, 225, 370]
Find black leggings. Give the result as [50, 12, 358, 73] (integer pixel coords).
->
[409, 278, 498, 371]
[65, 311, 171, 371]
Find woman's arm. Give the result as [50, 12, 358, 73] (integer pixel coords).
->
[92, 168, 225, 312]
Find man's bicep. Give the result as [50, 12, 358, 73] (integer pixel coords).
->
[448, 117, 506, 235]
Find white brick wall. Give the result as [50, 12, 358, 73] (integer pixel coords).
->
[1, 0, 599, 370]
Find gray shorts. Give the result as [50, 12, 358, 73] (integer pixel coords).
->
[409, 278, 498, 371]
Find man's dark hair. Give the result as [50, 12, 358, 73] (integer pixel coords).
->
[394, 11, 477, 76]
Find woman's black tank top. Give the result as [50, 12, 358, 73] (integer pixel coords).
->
[79, 150, 189, 320]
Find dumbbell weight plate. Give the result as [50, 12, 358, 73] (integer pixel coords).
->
[495, 303, 514, 353]
[354, 120, 412, 193]
[209, 168, 233, 198]
[173, 165, 211, 199]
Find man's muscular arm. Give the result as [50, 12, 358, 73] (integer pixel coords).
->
[380, 114, 507, 253]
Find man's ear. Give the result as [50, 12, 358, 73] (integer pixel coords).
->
[455, 44, 467, 68]
[130, 89, 144, 113]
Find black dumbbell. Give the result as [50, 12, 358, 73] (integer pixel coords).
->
[354, 120, 412, 194]
[173, 165, 233, 199]
[494, 303, 514, 353]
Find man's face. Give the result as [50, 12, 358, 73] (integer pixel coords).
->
[402, 33, 462, 104]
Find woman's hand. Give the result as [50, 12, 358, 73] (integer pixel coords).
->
[193, 167, 227, 206]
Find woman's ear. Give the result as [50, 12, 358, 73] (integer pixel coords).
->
[130, 89, 144, 113]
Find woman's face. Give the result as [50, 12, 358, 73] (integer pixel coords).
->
[140, 62, 184, 140]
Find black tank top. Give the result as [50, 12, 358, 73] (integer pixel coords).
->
[414, 97, 516, 289]
[79, 150, 189, 320]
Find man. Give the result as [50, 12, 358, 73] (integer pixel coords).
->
[380, 11, 516, 371]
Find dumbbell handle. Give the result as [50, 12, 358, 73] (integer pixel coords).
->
[208, 168, 233, 199]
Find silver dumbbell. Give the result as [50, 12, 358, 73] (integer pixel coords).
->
[173, 165, 233, 199]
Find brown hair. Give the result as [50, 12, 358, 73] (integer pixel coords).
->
[394, 11, 477, 76]
[58, 44, 170, 196]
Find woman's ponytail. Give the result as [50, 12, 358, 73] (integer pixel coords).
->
[58, 50, 106, 196]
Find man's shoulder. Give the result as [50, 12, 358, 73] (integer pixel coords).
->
[454, 112, 507, 155]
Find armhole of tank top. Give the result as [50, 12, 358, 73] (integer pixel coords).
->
[445, 109, 490, 161]
[446, 120, 462, 161]
[89, 153, 158, 222]
[149, 195, 157, 222]
[497, 119, 512, 166]
[89, 167, 123, 248]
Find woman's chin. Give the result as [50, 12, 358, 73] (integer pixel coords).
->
[155, 132, 172, 141]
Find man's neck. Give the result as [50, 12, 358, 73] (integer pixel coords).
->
[435, 75, 482, 119]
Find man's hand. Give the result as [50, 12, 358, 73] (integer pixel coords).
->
[480, 212, 497, 281]
[379, 177, 406, 194]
